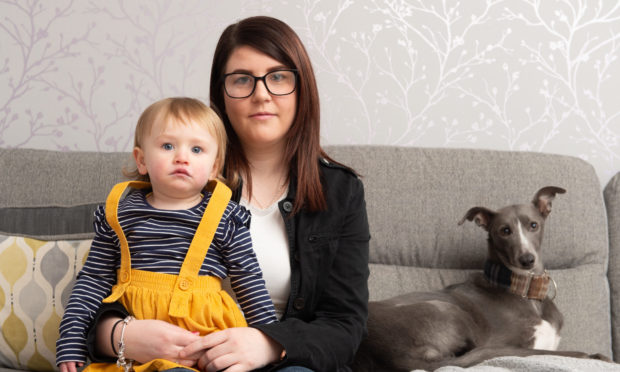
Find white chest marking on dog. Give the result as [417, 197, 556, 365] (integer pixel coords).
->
[532, 320, 561, 350]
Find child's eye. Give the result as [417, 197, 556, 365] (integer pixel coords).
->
[162, 143, 173, 150]
[191, 146, 202, 154]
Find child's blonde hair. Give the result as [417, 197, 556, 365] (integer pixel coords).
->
[124, 97, 227, 184]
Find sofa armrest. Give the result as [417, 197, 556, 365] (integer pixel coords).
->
[605, 172, 620, 361]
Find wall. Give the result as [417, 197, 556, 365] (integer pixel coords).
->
[1, 0, 619, 186]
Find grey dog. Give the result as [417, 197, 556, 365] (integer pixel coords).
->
[353, 186, 610, 371]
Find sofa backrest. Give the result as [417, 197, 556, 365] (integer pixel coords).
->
[324, 145, 611, 358]
[0, 149, 129, 239]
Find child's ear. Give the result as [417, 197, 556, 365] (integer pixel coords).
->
[209, 160, 220, 180]
[133, 147, 148, 175]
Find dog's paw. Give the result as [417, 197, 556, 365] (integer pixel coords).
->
[589, 353, 613, 363]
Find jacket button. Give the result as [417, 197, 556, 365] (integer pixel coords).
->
[293, 297, 305, 310]
[294, 252, 300, 262]
[282, 201, 293, 212]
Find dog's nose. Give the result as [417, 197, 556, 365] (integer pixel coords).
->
[519, 253, 535, 269]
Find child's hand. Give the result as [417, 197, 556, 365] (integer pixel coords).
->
[122, 319, 202, 365]
[59, 361, 84, 372]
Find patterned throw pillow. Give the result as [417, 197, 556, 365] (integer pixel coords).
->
[0, 235, 91, 372]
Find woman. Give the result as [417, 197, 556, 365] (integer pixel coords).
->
[86, 16, 370, 372]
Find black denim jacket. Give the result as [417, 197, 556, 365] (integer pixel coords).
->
[87, 158, 370, 372]
[253, 159, 370, 371]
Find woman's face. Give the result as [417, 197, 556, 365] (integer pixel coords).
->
[222, 45, 297, 152]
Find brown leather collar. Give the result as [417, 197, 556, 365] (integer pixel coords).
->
[484, 260, 557, 301]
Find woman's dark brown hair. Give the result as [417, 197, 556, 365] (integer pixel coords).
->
[210, 16, 341, 213]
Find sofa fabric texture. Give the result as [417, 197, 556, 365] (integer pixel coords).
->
[0, 146, 618, 371]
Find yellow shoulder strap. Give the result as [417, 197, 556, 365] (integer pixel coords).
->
[168, 179, 232, 317]
[102, 180, 151, 303]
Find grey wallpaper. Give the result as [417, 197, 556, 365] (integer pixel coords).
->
[1, 0, 619, 186]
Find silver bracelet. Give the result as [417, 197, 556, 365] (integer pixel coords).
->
[116, 316, 135, 372]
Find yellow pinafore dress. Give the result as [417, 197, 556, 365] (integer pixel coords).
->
[86, 180, 247, 372]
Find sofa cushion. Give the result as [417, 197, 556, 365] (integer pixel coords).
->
[0, 234, 90, 372]
[0, 206, 98, 241]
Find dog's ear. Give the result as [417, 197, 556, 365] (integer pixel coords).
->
[532, 186, 566, 217]
[458, 207, 496, 231]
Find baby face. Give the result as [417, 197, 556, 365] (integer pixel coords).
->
[134, 118, 219, 209]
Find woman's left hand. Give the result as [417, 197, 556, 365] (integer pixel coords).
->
[180, 327, 283, 372]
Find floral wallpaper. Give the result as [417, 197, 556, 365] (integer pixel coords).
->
[1, 0, 619, 186]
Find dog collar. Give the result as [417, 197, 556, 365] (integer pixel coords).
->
[483, 261, 557, 301]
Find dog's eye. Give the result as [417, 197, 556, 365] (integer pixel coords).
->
[500, 227, 512, 236]
[530, 222, 538, 230]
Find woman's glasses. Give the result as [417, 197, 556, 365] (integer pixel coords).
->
[223, 69, 298, 99]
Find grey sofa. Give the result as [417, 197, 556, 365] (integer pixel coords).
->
[1, 146, 619, 372]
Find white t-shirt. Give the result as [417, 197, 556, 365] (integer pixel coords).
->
[239, 192, 291, 319]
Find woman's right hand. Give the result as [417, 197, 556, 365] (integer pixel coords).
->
[100, 317, 202, 366]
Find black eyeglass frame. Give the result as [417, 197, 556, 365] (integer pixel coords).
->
[222, 69, 299, 99]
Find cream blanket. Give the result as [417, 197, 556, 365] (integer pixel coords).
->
[412, 355, 619, 372]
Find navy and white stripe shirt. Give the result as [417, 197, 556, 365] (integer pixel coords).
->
[56, 189, 277, 364]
